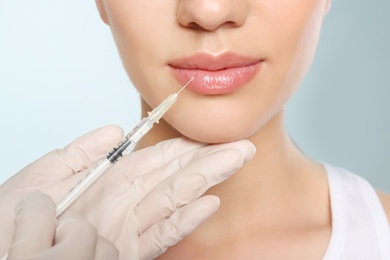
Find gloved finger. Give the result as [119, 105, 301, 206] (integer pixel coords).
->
[135, 147, 250, 233]
[130, 139, 255, 202]
[7, 191, 57, 259]
[138, 195, 220, 260]
[116, 137, 206, 181]
[37, 213, 118, 260]
[52, 211, 98, 260]
[94, 236, 119, 260]
[82, 137, 207, 213]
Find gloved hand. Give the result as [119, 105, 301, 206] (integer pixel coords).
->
[0, 125, 255, 259]
[7, 191, 118, 260]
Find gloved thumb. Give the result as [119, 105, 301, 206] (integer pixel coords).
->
[7, 191, 57, 259]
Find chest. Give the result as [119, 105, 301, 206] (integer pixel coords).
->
[156, 226, 331, 260]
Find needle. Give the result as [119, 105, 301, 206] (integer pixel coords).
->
[178, 77, 193, 94]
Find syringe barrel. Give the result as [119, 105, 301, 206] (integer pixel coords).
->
[56, 158, 113, 217]
[53, 81, 187, 219]
[56, 117, 154, 217]
[107, 118, 153, 163]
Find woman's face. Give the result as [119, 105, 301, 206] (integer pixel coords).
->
[96, 0, 330, 143]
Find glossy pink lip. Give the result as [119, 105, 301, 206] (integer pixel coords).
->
[169, 53, 263, 95]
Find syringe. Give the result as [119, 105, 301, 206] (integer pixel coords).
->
[0, 80, 191, 260]
[55, 78, 193, 217]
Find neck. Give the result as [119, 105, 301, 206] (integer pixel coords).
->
[203, 109, 311, 217]
[136, 98, 327, 233]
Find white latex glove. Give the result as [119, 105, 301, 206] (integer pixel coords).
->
[7, 191, 118, 260]
[0, 125, 255, 259]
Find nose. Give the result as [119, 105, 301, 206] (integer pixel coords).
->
[177, 0, 248, 31]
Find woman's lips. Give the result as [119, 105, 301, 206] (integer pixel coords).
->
[169, 53, 262, 95]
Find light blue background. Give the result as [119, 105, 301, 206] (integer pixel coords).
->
[1, 1, 389, 191]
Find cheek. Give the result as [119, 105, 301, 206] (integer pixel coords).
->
[268, 0, 326, 90]
[105, 1, 176, 102]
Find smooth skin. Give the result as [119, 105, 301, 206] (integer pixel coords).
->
[95, 0, 390, 259]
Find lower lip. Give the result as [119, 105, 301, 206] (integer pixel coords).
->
[170, 63, 261, 95]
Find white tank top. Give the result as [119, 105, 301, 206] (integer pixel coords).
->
[322, 164, 390, 259]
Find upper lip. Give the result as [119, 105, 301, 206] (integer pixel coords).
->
[169, 52, 263, 71]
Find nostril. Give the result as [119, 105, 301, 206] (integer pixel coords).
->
[224, 21, 241, 29]
[187, 22, 203, 30]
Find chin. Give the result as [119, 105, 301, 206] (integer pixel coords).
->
[169, 109, 278, 144]
[177, 124, 254, 144]
[164, 102, 270, 144]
